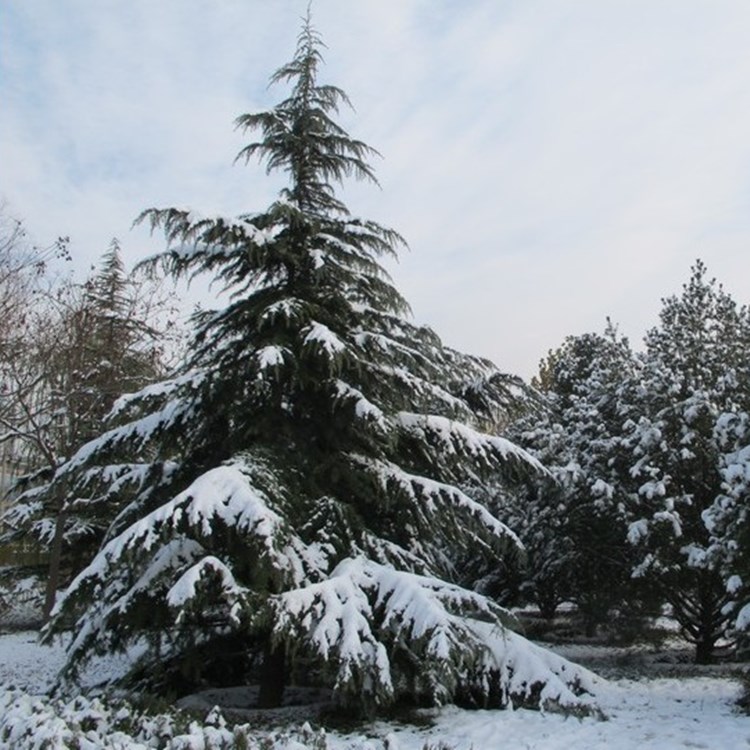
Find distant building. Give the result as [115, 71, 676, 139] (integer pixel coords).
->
[0, 442, 36, 515]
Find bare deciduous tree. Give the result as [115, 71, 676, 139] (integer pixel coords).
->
[0, 211, 184, 618]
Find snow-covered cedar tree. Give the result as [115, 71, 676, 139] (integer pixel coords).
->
[33, 18, 598, 715]
[1, 240, 176, 617]
[507, 325, 650, 633]
[621, 261, 750, 663]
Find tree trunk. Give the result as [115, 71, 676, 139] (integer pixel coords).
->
[43, 502, 67, 622]
[695, 636, 715, 665]
[257, 641, 286, 708]
[538, 600, 558, 621]
[583, 616, 598, 639]
[536, 585, 559, 621]
[692, 569, 726, 665]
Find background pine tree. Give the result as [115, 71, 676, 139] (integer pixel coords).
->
[508, 326, 647, 632]
[621, 261, 750, 662]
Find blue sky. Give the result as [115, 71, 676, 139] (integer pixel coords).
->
[3, 1, 750, 379]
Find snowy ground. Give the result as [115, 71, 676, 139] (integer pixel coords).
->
[1, 629, 749, 749]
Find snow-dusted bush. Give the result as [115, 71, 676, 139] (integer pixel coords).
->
[0, 689, 332, 750]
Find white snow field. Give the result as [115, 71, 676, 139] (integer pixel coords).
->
[1, 630, 749, 749]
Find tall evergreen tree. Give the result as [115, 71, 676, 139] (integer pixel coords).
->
[71, 240, 163, 443]
[50, 239, 166, 452]
[621, 261, 750, 662]
[36, 18, 595, 714]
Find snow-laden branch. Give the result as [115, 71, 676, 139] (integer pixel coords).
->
[273, 558, 599, 711]
[396, 411, 546, 473]
[351, 454, 522, 553]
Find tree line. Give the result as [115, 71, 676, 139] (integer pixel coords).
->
[506, 262, 750, 664]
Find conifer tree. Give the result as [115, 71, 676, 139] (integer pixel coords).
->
[509, 326, 642, 631]
[621, 261, 750, 662]
[71, 241, 163, 442]
[35, 17, 595, 714]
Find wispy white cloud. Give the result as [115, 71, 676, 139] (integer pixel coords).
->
[3, 0, 750, 377]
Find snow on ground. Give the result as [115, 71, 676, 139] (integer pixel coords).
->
[1, 629, 749, 749]
[0, 629, 143, 694]
[0, 631, 65, 694]
[364, 678, 749, 750]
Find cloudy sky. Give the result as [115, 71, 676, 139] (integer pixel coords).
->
[3, 1, 750, 379]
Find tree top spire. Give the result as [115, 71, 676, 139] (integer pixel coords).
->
[234, 10, 379, 215]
